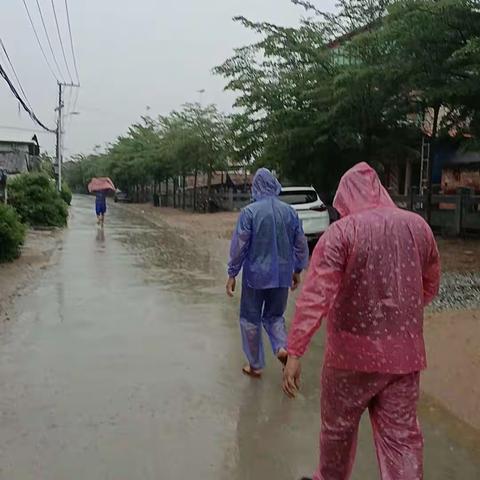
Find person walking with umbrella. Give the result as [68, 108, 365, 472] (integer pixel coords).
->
[88, 178, 115, 227]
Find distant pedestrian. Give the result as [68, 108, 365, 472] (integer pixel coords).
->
[283, 163, 441, 480]
[227, 168, 309, 377]
[95, 190, 107, 226]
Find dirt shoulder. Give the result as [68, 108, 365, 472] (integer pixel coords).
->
[423, 309, 480, 430]
[0, 229, 61, 321]
[437, 238, 480, 273]
[126, 204, 479, 429]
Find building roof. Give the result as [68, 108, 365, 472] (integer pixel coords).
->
[445, 151, 480, 168]
[0, 130, 39, 146]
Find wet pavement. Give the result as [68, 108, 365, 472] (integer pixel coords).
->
[0, 195, 479, 480]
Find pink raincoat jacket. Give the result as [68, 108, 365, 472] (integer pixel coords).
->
[287, 163, 441, 374]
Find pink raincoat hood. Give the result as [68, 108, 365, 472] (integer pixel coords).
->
[333, 162, 395, 217]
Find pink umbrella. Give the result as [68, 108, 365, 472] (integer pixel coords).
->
[88, 177, 116, 193]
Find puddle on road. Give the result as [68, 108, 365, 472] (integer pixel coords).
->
[113, 208, 225, 303]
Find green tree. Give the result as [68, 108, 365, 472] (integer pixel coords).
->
[215, 0, 480, 197]
[0, 203, 25, 262]
[8, 173, 69, 227]
[381, 0, 480, 140]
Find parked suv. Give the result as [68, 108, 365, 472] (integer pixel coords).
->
[114, 190, 132, 203]
[279, 186, 330, 248]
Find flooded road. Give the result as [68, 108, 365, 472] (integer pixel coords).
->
[0, 196, 479, 479]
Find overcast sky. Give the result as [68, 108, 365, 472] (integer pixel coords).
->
[0, 0, 336, 156]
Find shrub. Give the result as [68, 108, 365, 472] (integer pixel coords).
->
[0, 203, 26, 262]
[8, 173, 68, 227]
[61, 182, 73, 206]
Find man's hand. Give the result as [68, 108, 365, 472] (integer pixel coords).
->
[291, 272, 302, 291]
[226, 277, 236, 297]
[283, 356, 302, 398]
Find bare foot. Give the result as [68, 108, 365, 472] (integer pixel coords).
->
[277, 348, 288, 366]
[242, 365, 262, 378]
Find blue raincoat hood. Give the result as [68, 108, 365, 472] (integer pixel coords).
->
[252, 168, 282, 201]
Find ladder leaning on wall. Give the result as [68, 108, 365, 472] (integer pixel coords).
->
[419, 136, 431, 195]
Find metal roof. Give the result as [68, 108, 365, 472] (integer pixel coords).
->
[0, 130, 38, 145]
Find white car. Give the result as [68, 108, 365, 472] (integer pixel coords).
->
[279, 186, 330, 247]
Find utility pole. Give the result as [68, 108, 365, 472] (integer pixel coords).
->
[197, 88, 205, 106]
[55, 81, 79, 191]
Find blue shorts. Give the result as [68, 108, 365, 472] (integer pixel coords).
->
[96, 204, 106, 215]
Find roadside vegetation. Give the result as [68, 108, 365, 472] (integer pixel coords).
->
[0, 203, 26, 263]
[60, 182, 73, 206]
[0, 170, 70, 263]
[7, 173, 69, 228]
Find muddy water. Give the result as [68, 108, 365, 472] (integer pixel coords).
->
[0, 196, 478, 480]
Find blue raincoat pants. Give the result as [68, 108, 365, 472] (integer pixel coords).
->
[240, 284, 289, 370]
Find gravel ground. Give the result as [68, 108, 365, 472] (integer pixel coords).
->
[432, 272, 480, 312]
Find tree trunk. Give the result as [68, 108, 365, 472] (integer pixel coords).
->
[165, 178, 169, 207]
[426, 104, 441, 225]
[173, 177, 177, 209]
[193, 169, 198, 211]
[182, 175, 186, 210]
[207, 162, 213, 213]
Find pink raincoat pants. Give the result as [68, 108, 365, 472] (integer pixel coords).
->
[314, 367, 422, 480]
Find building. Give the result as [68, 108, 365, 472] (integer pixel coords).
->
[0, 135, 41, 203]
[0, 135, 40, 174]
[441, 151, 480, 194]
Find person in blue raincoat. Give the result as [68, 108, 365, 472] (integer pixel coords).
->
[95, 190, 107, 226]
[226, 168, 309, 377]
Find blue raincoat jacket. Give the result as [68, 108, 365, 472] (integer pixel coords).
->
[228, 169, 309, 290]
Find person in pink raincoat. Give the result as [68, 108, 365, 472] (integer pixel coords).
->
[283, 162, 441, 480]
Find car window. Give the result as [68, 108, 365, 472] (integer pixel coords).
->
[279, 190, 318, 205]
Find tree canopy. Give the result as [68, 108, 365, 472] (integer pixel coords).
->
[215, 0, 480, 194]
[66, 0, 480, 200]
[64, 103, 231, 200]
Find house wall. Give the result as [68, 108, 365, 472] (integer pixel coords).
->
[0, 141, 39, 174]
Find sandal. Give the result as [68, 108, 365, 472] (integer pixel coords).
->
[242, 365, 262, 378]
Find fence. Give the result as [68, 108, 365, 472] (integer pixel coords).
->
[391, 188, 480, 236]
[160, 189, 251, 212]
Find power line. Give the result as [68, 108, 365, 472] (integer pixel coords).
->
[64, 0, 80, 83]
[0, 124, 54, 135]
[20, 0, 59, 81]
[50, 0, 73, 83]
[64, 83, 73, 116]
[0, 38, 32, 109]
[35, 0, 65, 82]
[0, 61, 55, 133]
[65, 85, 79, 129]
[71, 85, 79, 114]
